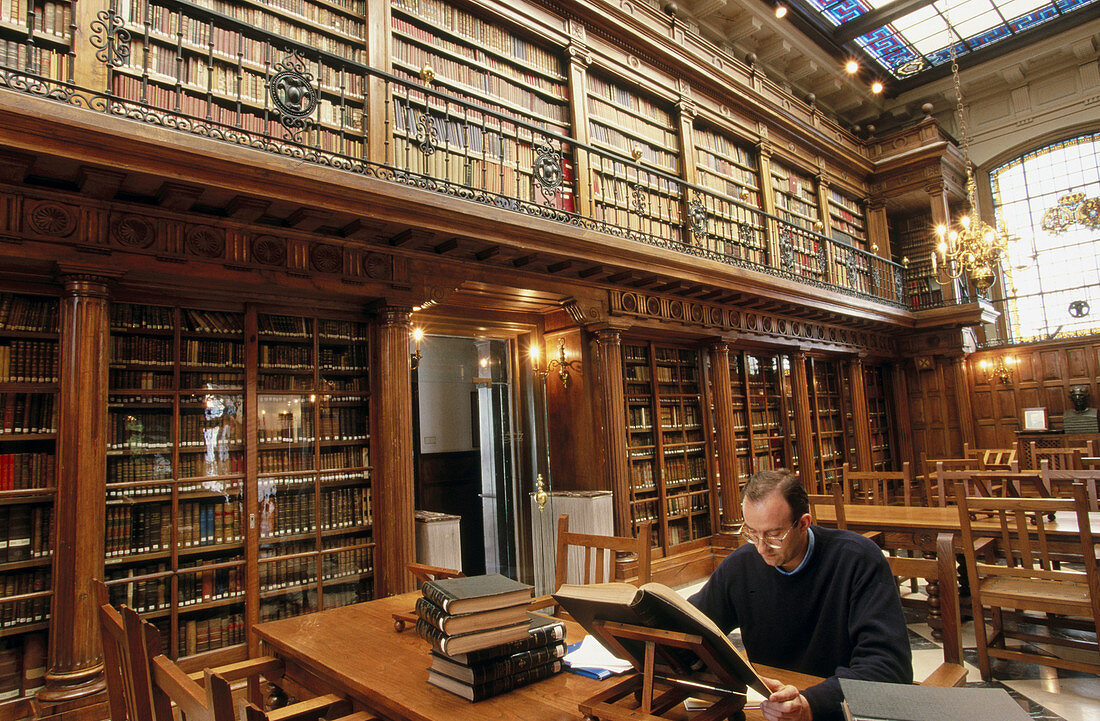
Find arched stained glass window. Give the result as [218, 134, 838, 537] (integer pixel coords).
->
[991, 132, 1100, 343]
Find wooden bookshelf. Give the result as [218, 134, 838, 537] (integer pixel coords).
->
[389, 0, 572, 210]
[622, 342, 714, 553]
[892, 212, 942, 309]
[0, 0, 72, 81]
[0, 292, 56, 706]
[770, 160, 826, 280]
[693, 125, 766, 262]
[256, 314, 372, 621]
[105, 305, 372, 661]
[805, 357, 848, 492]
[863, 364, 895, 471]
[109, 0, 366, 156]
[826, 187, 867, 249]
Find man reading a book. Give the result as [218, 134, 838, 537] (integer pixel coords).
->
[689, 470, 912, 721]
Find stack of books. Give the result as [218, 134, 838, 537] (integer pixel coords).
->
[415, 574, 567, 701]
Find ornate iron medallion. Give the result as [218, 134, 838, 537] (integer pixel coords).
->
[268, 51, 317, 141]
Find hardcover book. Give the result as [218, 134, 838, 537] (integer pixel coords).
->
[420, 573, 533, 614]
[429, 640, 567, 685]
[839, 679, 1030, 721]
[442, 612, 566, 665]
[415, 617, 531, 656]
[552, 581, 770, 698]
[415, 596, 529, 636]
[427, 659, 564, 701]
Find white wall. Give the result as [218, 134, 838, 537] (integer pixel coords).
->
[416, 335, 478, 453]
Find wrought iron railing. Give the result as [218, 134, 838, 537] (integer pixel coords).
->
[0, 0, 907, 308]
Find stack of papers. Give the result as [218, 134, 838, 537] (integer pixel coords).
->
[562, 635, 634, 680]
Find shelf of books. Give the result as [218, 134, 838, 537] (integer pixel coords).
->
[389, 0, 572, 209]
[622, 342, 714, 554]
[0, 0, 72, 82]
[106, 302, 246, 660]
[0, 292, 56, 705]
[864, 364, 894, 471]
[770, 161, 824, 279]
[742, 353, 796, 475]
[892, 212, 942, 309]
[256, 314, 372, 622]
[110, 0, 367, 156]
[693, 125, 766, 263]
[587, 71, 680, 243]
[806, 358, 847, 492]
[826, 188, 867, 249]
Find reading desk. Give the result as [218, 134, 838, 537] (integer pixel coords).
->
[253, 592, 819, 721]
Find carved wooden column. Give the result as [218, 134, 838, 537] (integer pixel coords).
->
[593, 328, 630, 538]
[566, 22, 593, 216]
[790, 352, 817, 492]
[848, 357, 873, 472]
[890, 362, 915, 472]
[756, 138, 780, 266]
[40, 270, 115, 703]
[365, 0, 393, 165]
[373, 306, 416, 596]
[867, 197, 891, 259]
[708, 341, 740, 531]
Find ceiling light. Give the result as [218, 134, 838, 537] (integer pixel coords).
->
[775, 4, 788, 18]
[845, 60, 859, 74]
[871, 80, 883, 94]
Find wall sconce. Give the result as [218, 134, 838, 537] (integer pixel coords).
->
[978, 355, 1016, 385]
[410, 327, 424, 371]
[531, 338, 580, 388]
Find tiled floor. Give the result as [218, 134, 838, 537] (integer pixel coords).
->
[675, 580, 1100, 721]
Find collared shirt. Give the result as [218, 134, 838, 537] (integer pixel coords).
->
[775, 525, 815, 576]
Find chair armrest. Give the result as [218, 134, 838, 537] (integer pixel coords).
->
[971, 536, 997, 562]
[860, 531, 884, 546]
[918, 662, 967, 687]
[189, 656, 285, 686]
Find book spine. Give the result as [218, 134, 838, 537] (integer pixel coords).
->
[420, 580, 456, 613]
[467, 659, 564, 700]
[415, 617, 448, 655]
[465, 641, 567, 685]
[415, 596, 450, 634]
[460, 619, 566, 664]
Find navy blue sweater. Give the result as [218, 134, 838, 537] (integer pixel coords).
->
[689, 526, 912, 721]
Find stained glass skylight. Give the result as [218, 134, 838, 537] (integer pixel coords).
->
[802, 0, 1099, 80]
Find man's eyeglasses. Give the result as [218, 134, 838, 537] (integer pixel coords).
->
[734, 520, 798, 549]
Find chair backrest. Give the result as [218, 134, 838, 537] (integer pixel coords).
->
[1029, 441, 1096, 470]
[94, 579, 156, 721]
[807, 483, 846, 529]
[963, 444, 1018, 471]
[889, 532, 965, 678]
[121, 605, 234, 721]
[554, 514, 651, 589]
[1038, 460, 1100, 511]
[841, 462, 914, 506]
[931, 462, 992, 506]
[956, 482, 1100, 599]
[919, 454, 983, 506]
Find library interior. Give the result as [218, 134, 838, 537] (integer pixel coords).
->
[0, 0, 1098, 717]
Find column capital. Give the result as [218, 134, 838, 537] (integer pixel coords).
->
[373, 304, 414, 327]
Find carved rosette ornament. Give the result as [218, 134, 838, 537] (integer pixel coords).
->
[268, 50, 317, 141]
[27, 202, 77, 238]
[533, 137, 563, 204]
[186, 226, 225, 258]
[252, 235, 287, 266]
[113, 215, 156, 248]
[364, 254, 389, 279]
[310, 243, 342, 273]
[688, 194, 707, 239]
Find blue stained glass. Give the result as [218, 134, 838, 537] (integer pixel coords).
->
[1009, 5, 1059, 31]
[1056, 0, 1095, 9]
[826, 0, 868, 24]
[967, 24, 1012, 50]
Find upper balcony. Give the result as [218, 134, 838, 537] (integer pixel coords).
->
[0, 0, 916, 319]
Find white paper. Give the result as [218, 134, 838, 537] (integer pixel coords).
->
[563, 634, 634, 673]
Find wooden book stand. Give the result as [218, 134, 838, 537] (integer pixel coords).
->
[577, 620, 750, 721]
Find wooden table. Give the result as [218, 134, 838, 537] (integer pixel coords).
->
[253, 593, 818, 721]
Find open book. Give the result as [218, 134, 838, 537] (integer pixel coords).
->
[553, 581, 770, 698]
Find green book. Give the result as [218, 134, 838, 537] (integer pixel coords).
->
[420, 573, 533, 614]
[839, 679, 1031, 721]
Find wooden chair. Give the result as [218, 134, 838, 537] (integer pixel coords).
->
[904, 532, 967, 687]
[963, 444, 1019, 471]
[919, 453, 983, 507]
[841, 462, 915, 506]
[807, 483, 882, 546]
[529, 514, 652, 615]
[956, 482, 1100, 681]
[1029, 441, 1097, 470]
[118, 605, 374, 721]
[1038, 460, 1100, 511]
[392, 563, 464, 632]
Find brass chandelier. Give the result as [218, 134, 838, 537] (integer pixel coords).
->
[931, 25, 1010, 293]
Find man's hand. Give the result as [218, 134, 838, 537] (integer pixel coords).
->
[759, 676, 812, 721]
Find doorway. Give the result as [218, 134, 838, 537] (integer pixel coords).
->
[412, 335, 521, 578]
